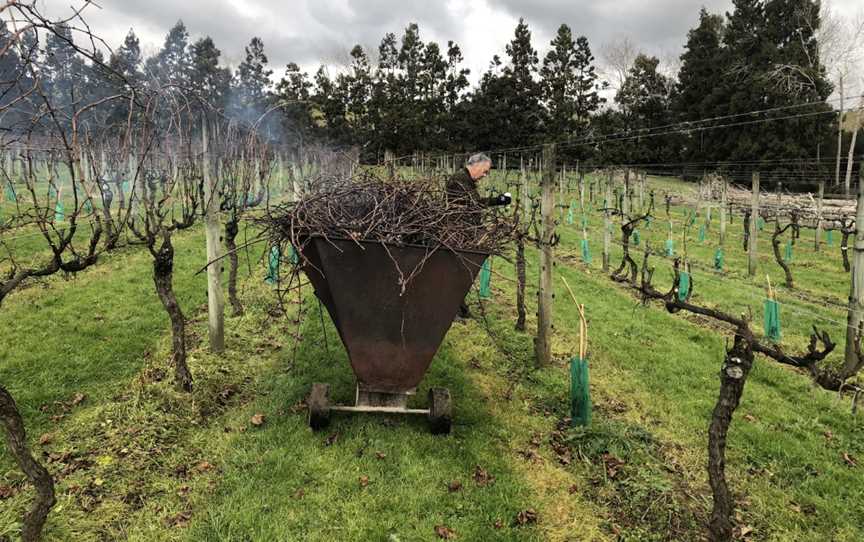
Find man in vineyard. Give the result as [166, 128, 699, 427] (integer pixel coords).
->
[445, 153, 511, 211]
[447, 153, 511, 318]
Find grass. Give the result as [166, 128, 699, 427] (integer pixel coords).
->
[1, 174, 864, 541]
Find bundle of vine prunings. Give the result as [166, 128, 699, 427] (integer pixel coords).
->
[262, 171, 518, 257]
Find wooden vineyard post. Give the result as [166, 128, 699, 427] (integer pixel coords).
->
[844, 165, 864, 374]
[623, 168, 630, 216]
[815, 180, 825, 251]
[720, 177, 728, 246]
[535, 143, 556, 368]
[603, 170, 612, 272]
[748, 172, 760, 277]
[202, 117, 225, 353]
[521, 157, 530, 219]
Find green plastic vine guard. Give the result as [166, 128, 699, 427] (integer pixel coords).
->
[570, 357, 591, 427]
[54, 201, 64, 223]
[827, 230, 834, 246]
[633, 229, 640, 245]
[764, 299, 781, 342]
[665, 238, 675, 256]
[479, 257, 492, 298]
[678, 271, 691, 301]
[757, 217, 765, 231]
[581, 239, 592, 264]
[288, 244, 299, 265]
[698, 225, 706, 243]
[566, 207, 574, 225]
[84, 200, 93, 213]
[646, 215, 653, 229]
[714, 248, 724, 270]
[581, 215, 588, 229]
[784, 240, 793, 263]
[4, 182, 14, 202]
[265, 245, 280, 284]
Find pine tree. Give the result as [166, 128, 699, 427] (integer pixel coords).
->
[469, 18, 543, 150]
[189, 36, 232, 111]
[615, 54, 677, 163]
[541, 25, 602, 159]
[233, 37, 273, 122]
[675, 8, 726, 161]
[145, 21, 192, 86]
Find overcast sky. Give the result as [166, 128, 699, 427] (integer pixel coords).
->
[46, 0, 864, 86]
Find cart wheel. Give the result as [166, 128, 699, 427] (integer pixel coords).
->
[428, 387, 452, 435]
[308, 383, 331, 431]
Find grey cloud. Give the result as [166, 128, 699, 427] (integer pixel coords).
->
[487, 0, 736, 59]
[88, 0, 462, 72]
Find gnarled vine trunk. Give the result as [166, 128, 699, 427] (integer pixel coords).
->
[0, 385, 56, 541]
[515, 235, 526, 331]
[708, 329, 754, 542]
[152, 236, 192, 392]
[225, 218, 242, 317]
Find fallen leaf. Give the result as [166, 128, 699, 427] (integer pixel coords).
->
[38, 433, 53, 446]
[0, 485, 15, 499]
[493, 519, 503, 529]
[177, 485, 190, 497]
[514, 509, 538, 526]
[823, 430, 833, 441]
[737, 524, 754, 538]
[293, 488, 305, 499]
[375, 451, 387, 460]
[71, 393, 86, 406]
[165, 511, 192, 528]
[472, 465, 495, 487]
[447, 480, 463, 492]
[435, 525, 456, 539]
[568, 484, 578, 494]
[324, 432, 339, 446]
[196, 461, 214, 473]
[359, 475, 369, 487]
[743, 414, 757, 422]
[842, 452, 857, 467]
[250, 413, 266, 426]
[602, 453, 625, 479]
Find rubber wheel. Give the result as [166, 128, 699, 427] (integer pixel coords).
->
[308, 383, 331, 430]
[428, 387, 452, 435]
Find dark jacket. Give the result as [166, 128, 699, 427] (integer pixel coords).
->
[445, 168, 502, 209]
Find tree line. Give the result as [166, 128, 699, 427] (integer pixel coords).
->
[1, 0, 859, 172]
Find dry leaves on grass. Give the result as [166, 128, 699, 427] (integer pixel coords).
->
[165, 511, 192, 528]
[842, 452, 857, 467]
[601, 452, 625, 479]
[447, 480, 462, 492]
[513, 509, 538, 526]
[472, 465, 495, 487]
[359, 475, 370, 488]
[38, 433, 53, 445]
[250, 413, 266, 426]
[435, 525, 456, 539]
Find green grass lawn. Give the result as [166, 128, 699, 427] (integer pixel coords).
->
[2, 174, 864, 541]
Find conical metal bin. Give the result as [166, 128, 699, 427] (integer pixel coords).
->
[299, 236, 488, 434]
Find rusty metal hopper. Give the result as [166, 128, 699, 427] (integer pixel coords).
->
[300, 236, 487, 394]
